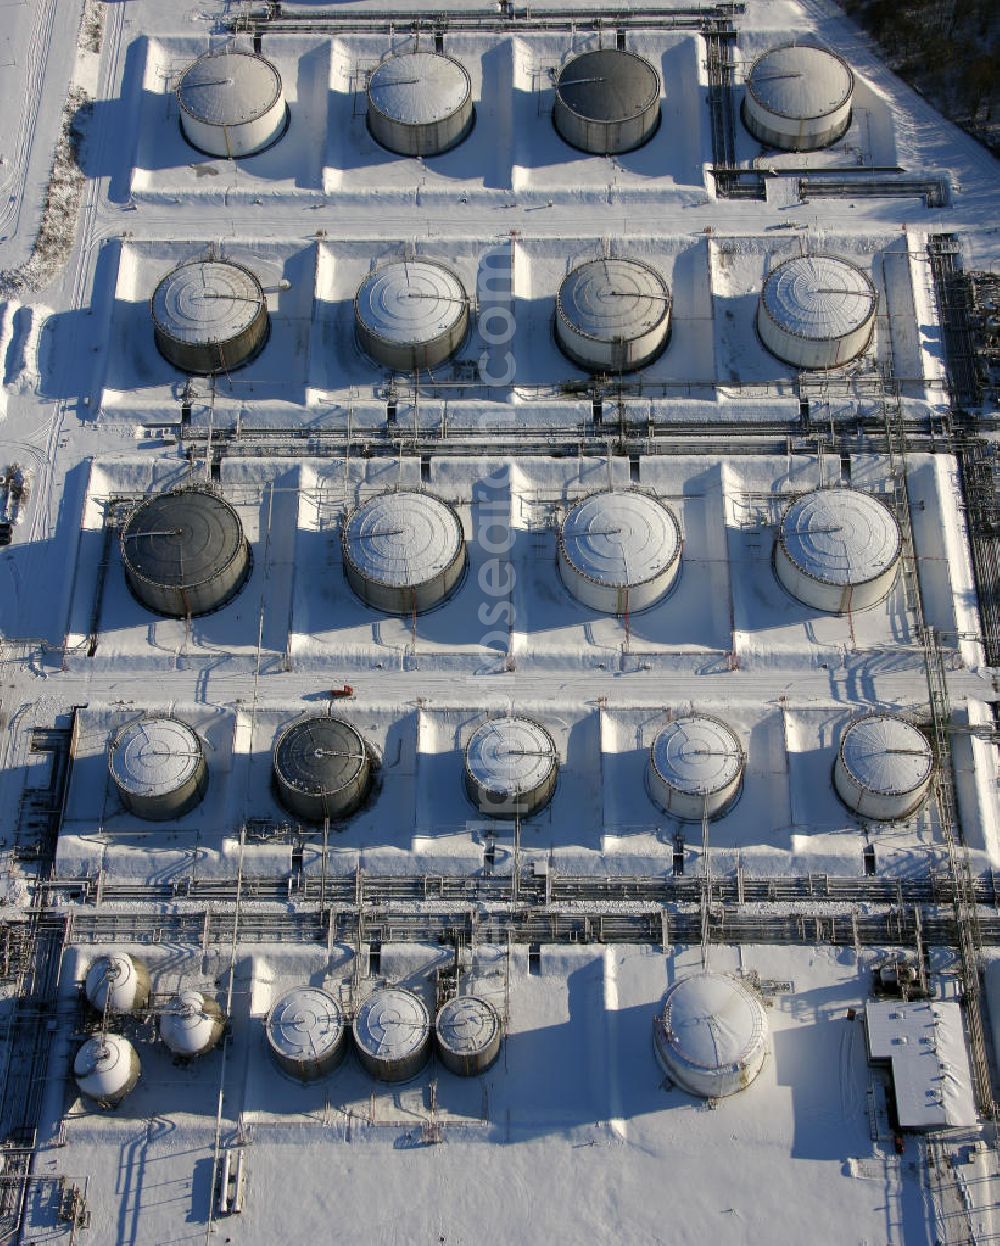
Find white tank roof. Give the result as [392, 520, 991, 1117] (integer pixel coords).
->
[85, 954, 145, 1013]
[177, 51, 282, 126]
[651, 715, 743, 797]
[152, 261, 264, 345]
[160, 990, 221, 1056]
[661, 972, 767, 1076]
[840, 715, 933, 796]
[74, 1034, 137, 1101]
[344, 490, 463, 590]
[368, 51, 470, 125]
[466, 717, 557, 800]
[354, 988, 429, 1063]
[779, 488, 900, 588]
[436, 995, 501, 1056]
[761, 256, 876, 341]
[747, 44, 853, 120]
[558, 259, 670, 345]
[356, 260, 466, 349]
[266, 987, 344, 1063]
[560, 490, 680, 590]
[109, 718, 202, 799]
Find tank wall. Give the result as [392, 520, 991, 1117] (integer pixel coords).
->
[274, 752, 373, 824]
[757, 299, 875, 370]
[834, 757, 932, 821]
[153, 307, 269, 377]
[774, 543, 898, 613]
[465, 759, 557, 819]
[558, 549, 679, 614]
[83, 1046, 142, 1108]
[555, 310, 670, 374]
[367, 97, 473, 157]
[744, 94, 852, 151]
[356, 309, 468, 372]
[115, 749, 208, 823]
[552, 100, 659, 154]
[345, 543, 466, 614]
[267, 1029, 347, 1081]
[355, 1032, 432, 1083]
[653, 1018, 767, 1098]
[436, 1021, 501, 1076]
[179, 96, 288, 158]
[124, 537, 251, 619]
[647, 765, 741, 822]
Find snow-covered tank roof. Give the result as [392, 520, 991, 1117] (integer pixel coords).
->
[343, 490, 464, 590]
[659, 973, 768, 1082]
[559, 490, 680, 590]
[84, 953, 146, 1013]
[355, 260, 467, 349]
[353, 988, 429, 1063]
[746, 44, 854, 121]
[74, 1034, 138, 1102]
[273, 717, 368, 801]
[152, 260, 265, 346]
[556, 49, 659, 123]
[760, 256, 876, 342]
[558, 259, 670, 346]
[177, 50, 282, 127]
[650, 715, 744, 798]
[368, 51, 471, 125]
[778, 488, 901, 588]
[839, 715, 933, 796]
[160, 990, 222, 1057]
[109, 718, 202, 799]
[265, 987, 345, 1063]
[121, 488, 246, 591]
[465, 717, 558, 801]
[436, 995, 501, 1057]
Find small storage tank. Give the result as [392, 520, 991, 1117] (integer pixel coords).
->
[74, 1035, 141, 1108]
[774, 487, 901, 613]
[342, 489, 466, 614]
[435, 994, 502, 1076]
[558, 489, 682, 614]
[152, 259, 269, 376]
[177, 50, 288, 158]
[120, 486, 251, 619]
[648, 714, 745, 822]
[160, 990, 225, 1058]
[834, 714, 934, 821]
[757, 255, 877, 370]
[653, 972, 768, 1098]
[108, 717, 208, 822]
[553, 49, 660, 154]
[355, 259, 468, 372]
[266, 986, 347, 1081]
[272, 716, 373, 824]
[353, 987, 431, 1082]
[84, 953, 151, 1014]
[744, 43, 854, 151]
[367, 50, 474, 156]
[555, 258, 671, 373]
[464, 716, 558, 819]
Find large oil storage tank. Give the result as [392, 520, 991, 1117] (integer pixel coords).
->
[743, 43, 854, 151]
[435, 994, 502, 1076]
[648, 714, 745, 822]
[353, 988, 431, 1082]
[555, 258, 671, 373]
[85, 953, 151, 1014]
[152, 259, 269, 376]
[355, 259, 469, 372]
[272, 716, 373, 824]
[265, 986, 347, 1080]
[774, 487, 901, 613]
[834, 713, 934, 821]
[464, 716, 558, 819]
[342, 489, 466, 614]
[653, 972, 768, 1098]
[757, 255, 877, 370]
[177, 50, 288, 158]
[108, 717, 208, 822]
[558, 490, 681, 614]
[120, 486, 251, 618]
[74, 1035, 141, 1108]
[553, 49, 660, 154]
[367, 50, 474, 156]
[160, 990, 225, 1058]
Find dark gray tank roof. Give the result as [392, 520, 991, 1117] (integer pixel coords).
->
[273, 717, 368, 800]
[121, 488, 245, 591]
[556, 49, 660, 124]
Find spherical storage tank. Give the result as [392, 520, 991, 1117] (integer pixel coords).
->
[744, 43, 854, 151]
[757, 255, 877, 370]
[355, 260, 468, 372]
[353, 988, 431, 1082]
[74, 1035, 141, 1108]
[272, 716, 373, 824]
[834, 714, 934, 821]
[464, 716, 558, 819]
[435, 995, 502, 1076]
[160, 990, 225, 1058]
[152, 259, 269, 376]
[653, 972, 768, 1098]
[774, 487, 901, 613]
[342, 489, 466, 614]
[367, 51, 473, 157]
[266, 987, 347, 1081]
[85, 953, 151, 1014]
[177, 50, 288, 158]
[108, 717, 208, 821]
[553, 49, 660, 154]
[556, 258, 671, 373]
[558, 490, 681, 614]
[121, 487, 251, 618]
[648, 714, 745, 822]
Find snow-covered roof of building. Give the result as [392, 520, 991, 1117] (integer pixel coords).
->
[651, 715, 744, 797]
[151, 260, 265, 345]
[368, 51, 471, 125]
[778, 488, 901, 587]
[556, 49, 660, 122]
[465, 716, 557, 799]
[746, 44, 854, 120]
[355, 260, 467, 347]
[760, 256, 876, 341]
[559, 490, 680, 589]
[177, 51, 283, 127]
[557, 258, 670, 343]
[343, 490, 464, 589]
[109, 717, 202, 798]
[839, 715, 934, 797]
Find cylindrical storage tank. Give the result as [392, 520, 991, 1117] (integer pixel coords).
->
[152, 259, 269, 376]
[648, 714, 745, 822]
[265, 987, 347, 1081]
[355, 260, 468, 372]
[464, 716, 558, 819]
[160, 990, 225, 1058]
[558, 489, 682, 614]
[177, 50, 288, 158]
[834, 714, 934, 821]
[774, 487, 901, 613]
[743, 43, 854, 151]
[84, 953, 151, 1014]
[555, 258, 671, 373]
[343, 489, 466, 615]
[553, 49, 660, 154]
[120, 487, 251, 619]
[367, 51, 473, 156]
[108, 717, 208, 822]
[435, 994, 502, 1076]
[757, 255, 877, 370]
[272, 716, 373, 824]
[74, 1035, 141, 1108]
[653, 972, 768, 1098]
[353, 988, 431, 1083]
